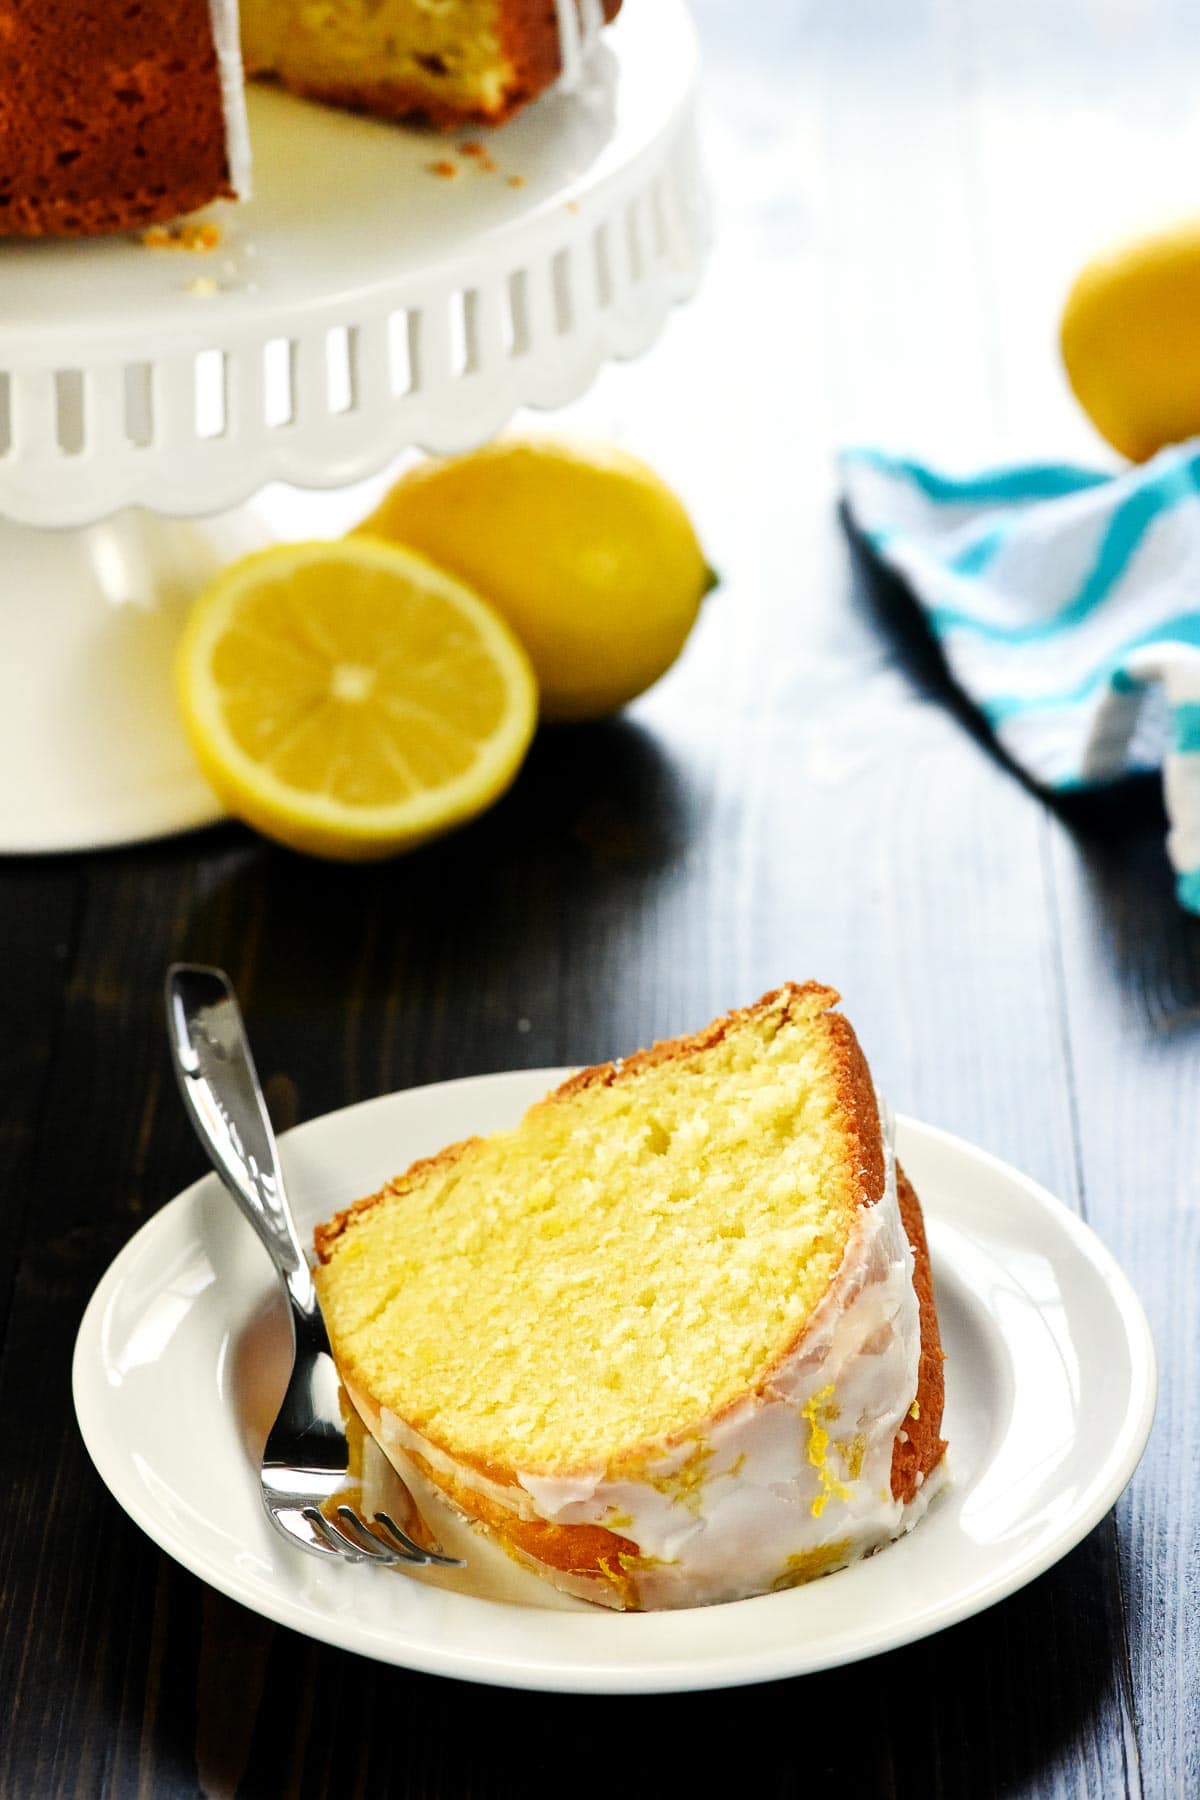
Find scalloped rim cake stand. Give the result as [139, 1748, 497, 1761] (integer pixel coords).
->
[0, 0, 706, 853]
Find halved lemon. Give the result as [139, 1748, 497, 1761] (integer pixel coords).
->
[176, 538, 538, 860]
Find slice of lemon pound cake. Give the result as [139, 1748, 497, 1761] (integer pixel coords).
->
[314, 983, 948, 1609]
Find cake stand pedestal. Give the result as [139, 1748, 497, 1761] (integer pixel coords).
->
[0, 0, 706, 852]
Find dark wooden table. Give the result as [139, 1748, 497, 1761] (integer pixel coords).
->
[3, 3, 1196, 1794]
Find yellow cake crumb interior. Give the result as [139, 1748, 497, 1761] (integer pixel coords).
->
[240, 0, 515, 116]
[316, 1002, 861, 1472]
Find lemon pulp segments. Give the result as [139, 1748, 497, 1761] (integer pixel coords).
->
[177, 539, 537, 859]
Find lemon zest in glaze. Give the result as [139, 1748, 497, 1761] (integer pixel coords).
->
[771, 1540, 852, 1590]
[837, 1433, 867, 1481]
[617, 1549, 672, 1574]
[909, 1399, 921, 1421]
[803, 1385, 852, 1518]
[612, 1436, 714, 1517]
[597, 1546, 674, 1608]
[596, 1553, 638, 1609]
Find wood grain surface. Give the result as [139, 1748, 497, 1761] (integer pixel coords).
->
[1, 2, 1195, 1794]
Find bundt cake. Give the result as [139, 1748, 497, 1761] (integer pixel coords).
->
[313, 983, 948, 1611]
[0, 0, 620, 238]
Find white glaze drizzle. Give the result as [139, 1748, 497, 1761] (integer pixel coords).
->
[208, 0, 253, 198]
[553, 0, 607, 92]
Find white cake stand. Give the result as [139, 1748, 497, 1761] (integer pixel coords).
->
[0, 0, 705, 852]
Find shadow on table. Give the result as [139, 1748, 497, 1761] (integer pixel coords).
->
[165, 1519, 1131, 1798]
[169, 715, 703, 1092]
[394, 1536, 1127, 1797]
[843, 508, 1200, 1017]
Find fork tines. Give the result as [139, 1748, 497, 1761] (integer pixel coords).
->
[302, 1504, 464, 1568]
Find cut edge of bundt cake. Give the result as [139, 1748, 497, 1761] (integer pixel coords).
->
[239, 0, 624, 132]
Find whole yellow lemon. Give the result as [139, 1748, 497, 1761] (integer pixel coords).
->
[1061, 220, 1200, 461]
[357, 438, 714, 721]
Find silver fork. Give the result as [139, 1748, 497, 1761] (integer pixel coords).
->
[165, 963, 463, 1572]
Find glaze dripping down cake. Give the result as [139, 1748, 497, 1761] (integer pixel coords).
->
[314, 983, 948, 1610]
[0, 0, 620, 238]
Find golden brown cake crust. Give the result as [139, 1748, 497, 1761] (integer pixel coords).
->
[890, 1163, 948, 1501]
[0, 0, 234, 238]
[313, 1136, 480, 1261]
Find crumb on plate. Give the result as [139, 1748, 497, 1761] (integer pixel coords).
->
[460, 141, 498, 172]
[143, 220, 221, 252]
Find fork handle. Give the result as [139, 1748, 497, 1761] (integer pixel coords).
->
[166, 964, 318, 1321]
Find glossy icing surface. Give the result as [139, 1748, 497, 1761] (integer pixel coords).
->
[210, 0, 252, 197]
[553, 0, 607, 91]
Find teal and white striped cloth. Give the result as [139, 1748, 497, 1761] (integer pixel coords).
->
[841, 441, 1200, 913]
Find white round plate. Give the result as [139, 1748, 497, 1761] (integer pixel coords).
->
[73, 1070, 1156, 1694]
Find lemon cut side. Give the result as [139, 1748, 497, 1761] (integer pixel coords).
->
[176, 538, 538, 860]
